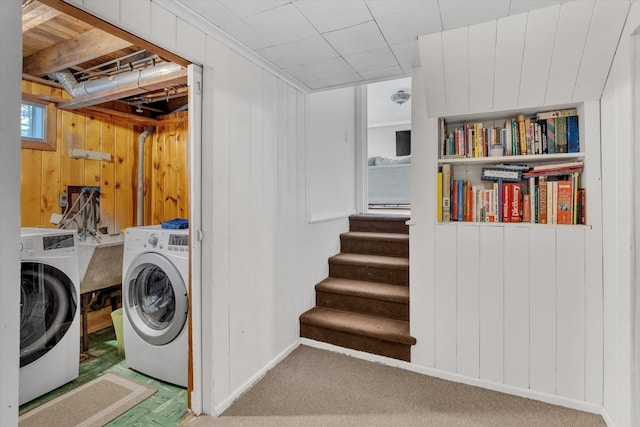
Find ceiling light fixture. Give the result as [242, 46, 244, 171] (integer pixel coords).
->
[391, 90, 411, 105]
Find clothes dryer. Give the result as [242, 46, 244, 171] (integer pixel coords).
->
[19, 228, 80, 405]
[121, 225, 189, 387]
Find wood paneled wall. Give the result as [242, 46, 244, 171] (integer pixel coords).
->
[20, 80, 188, 232]
[149, 112, 189, 224]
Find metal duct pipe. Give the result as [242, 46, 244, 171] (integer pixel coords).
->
[49, 63, 183, 98]
[137, 126, 155, 226]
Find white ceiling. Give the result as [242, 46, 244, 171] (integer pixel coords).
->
[174, 0, 568, 92]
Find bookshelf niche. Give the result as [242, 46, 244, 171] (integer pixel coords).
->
[437, 106, 587, 226]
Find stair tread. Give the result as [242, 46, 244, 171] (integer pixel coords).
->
[300, 307, 416, 345]
[350, 214, 410, 222]
[316, 277, 408, 303]
[341, 231, 409, 242]
[329, 253, 409, 269]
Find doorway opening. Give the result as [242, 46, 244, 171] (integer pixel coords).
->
[366, 77, 412, 216]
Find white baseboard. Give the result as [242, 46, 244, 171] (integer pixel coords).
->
[213, 341, 300, 416]
[300, 338, 604, 416]
[600, 408, 615, 427]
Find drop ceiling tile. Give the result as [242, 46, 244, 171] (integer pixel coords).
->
[256, 46, 297, 69]
[318, 73, 364, 88]
[390, 40, 420, 66]
[243, 3, 318, 45]
[439, 1, 510, 30]
[218, 19, 275, 51]
[305, 79, 326, 90]
[278, 35, 339, 66]
[359, 65, 405, 81]
[177, 0, 238, 26]
[509, 0, 563, 15]
[323, 21, 388, 57]
[376, 3, 442, 45]
[366, 0, 436, 19]
[344, 47, 399, 73]
[294, 0, 372, 33]
[283, 65, 318, 83]
[219, 0, 290, 19]
[305, 57, 356, 79]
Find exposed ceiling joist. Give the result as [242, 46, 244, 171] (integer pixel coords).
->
[37, 0, 190, 68]
[23, 28, 133, 77]
[22, 2, 61, 33]
[57, 67, 188, 110]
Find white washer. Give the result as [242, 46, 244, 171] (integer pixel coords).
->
[122, 225, 189, 387]
[19, 227, 80, 405]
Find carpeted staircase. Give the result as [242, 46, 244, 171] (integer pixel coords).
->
[299, 214, 416, 362]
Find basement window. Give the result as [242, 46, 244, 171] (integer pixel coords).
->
[21, 93, 56, 151]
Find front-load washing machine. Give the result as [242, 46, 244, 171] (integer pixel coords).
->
[122, 225, 189, 387]
[19, 227, 80, 405]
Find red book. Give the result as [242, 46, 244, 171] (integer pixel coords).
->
[502, 183, 512, 223]
[557, 180, 573, 224]
[510, 183, 522, 222]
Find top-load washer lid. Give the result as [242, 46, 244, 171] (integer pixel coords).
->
[123, 252, 188, 346]
[20, 262, 77, 367]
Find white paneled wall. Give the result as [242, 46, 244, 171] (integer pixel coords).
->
[64, 0, 352, 416]
[413, 1, 614, 410]
[600, 4, 640, 426]
[0, 1, 23, 426]
[419, 1, 631, 117]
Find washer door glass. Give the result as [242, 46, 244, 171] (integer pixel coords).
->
[124, 253, 188, 346]
[20, 262, 77, 368]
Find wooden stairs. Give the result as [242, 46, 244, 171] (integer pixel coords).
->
[299, 214, 416, 362]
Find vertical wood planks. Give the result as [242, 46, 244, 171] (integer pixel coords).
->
[503, 226, 530, 389]
[573, 1, 631, 102]
[493, 13, 527, 111]
[468, 21, 496, 114]
[417, 33, 446, 117]
[518, 5, 560, 109]
[544, 1, 594, 106]
[456, 225, 480, 377]
[529, 226, 557, 394]
[435, 224, 457, 372]
[556, 227, 586, 401]
[478, 226, 504, 383]
[100, 120, 116, 233]
[442, 27, 469, 115]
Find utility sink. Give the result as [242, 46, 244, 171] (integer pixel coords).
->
[77, 233, 124, 294]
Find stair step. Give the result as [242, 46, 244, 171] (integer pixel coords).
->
[340, 231, 409, 258]
[300, 307, 416, 361]
[349, 214, 410, 234]
[329, 253, 409, 286]
[315, 277, 409, 321]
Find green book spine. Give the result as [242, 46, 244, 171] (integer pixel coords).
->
[555, 117, 567, 153]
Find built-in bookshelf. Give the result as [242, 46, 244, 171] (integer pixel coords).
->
[437, 106, 587, 225]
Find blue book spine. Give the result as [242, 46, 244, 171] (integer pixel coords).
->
[567, 115, 580, 153]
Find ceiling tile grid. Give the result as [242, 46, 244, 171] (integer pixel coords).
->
[175, 0, 573, 91]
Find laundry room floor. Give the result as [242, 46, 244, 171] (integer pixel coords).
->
[19, 327, 188, 426]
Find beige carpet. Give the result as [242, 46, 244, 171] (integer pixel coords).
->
[19, 372, 156, 427]
[184, 345, 606, 427]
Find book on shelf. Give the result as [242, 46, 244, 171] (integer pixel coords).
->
[531, 160, 583, 171]
[556, 180, 573, 224]
[442, 164, 451, 222]
[536, 108, 578, 120]
[546, 118, 556, 154]
[538, 179, 548, 224]
[555, 116, 568, 153]
[567, 115, 580, 153]
[523, 194, 531, 222]
[437, 172, 443, 222]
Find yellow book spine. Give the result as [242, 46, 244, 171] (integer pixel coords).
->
[437, 172, 443, 222]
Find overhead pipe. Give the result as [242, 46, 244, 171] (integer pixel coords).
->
[49, 63, 183, 98]
[137, 126, 155, 226]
